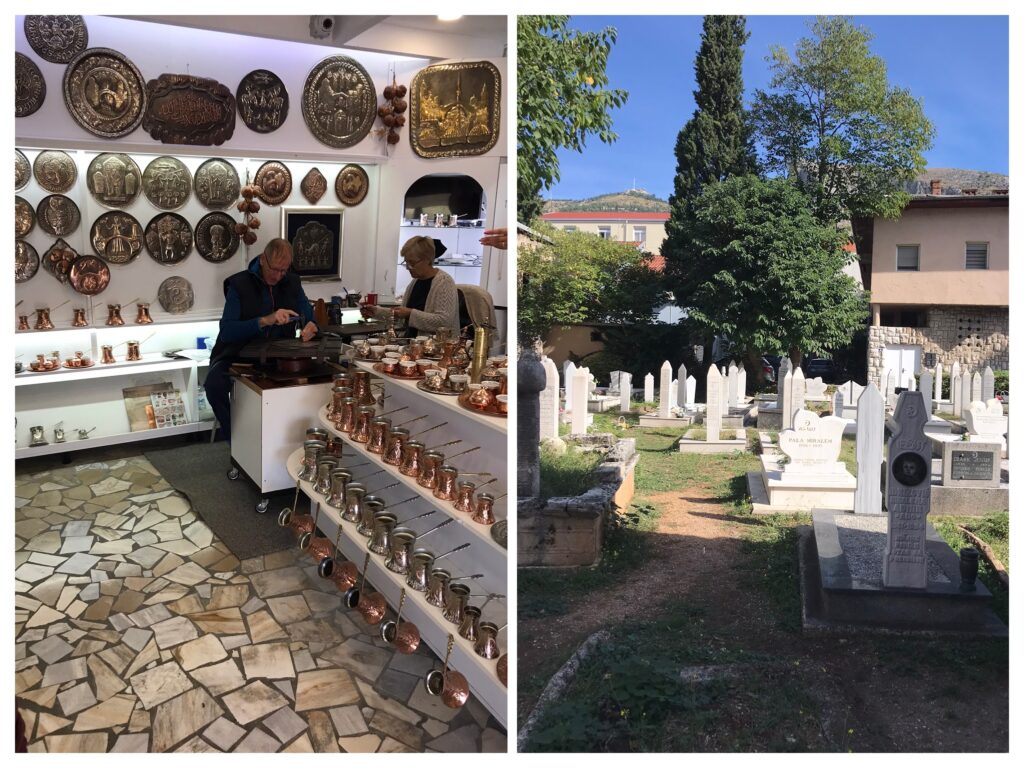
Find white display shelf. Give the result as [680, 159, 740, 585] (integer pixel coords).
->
[15, 354, 204, 387]
[14, 313, 223, 333]
[15, 420, 214, 459]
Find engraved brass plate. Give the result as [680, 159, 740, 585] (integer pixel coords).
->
[24, 16, 88, 64]
[33, 150, 78, 193]
[15, 53, 46, 117]
[143, 73, 236, 146]
[410, 61, 501, 158]
[15, 149, 31, 191]
[292, 221, 335, 272]
[16, 240, 40, 283]
[145, 212, 193, 265]
[301, 56, 376, 149]
[42, 238, 79, 284]
[90, 211, 143, 265]
[158, 276, 194, 314]
[194, 158, 240, 211]
[237, 69, 289, 134]
[69, 254, 111, 296]
[63, 47, 147, 138]
[301, 167, 327, 205]
[86, 152, 142, 208]
[36, 195, 81, 237]
[335, 164, 368, 206]
[254, 160, 292, 205]
[15, 196, 35, 238]
[143, 156, 192, 210]
[195, 211, 240, 263]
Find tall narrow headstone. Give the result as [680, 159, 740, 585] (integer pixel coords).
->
[951, 372, 963, 417]
[670, 379, 678, 410]
[961, 370, 972, 418]
[919, 370, 933, 418]
[982, 366, 995, 402]
[706, 365, 723, 442]
[831, 389, 845, 417]
[619, 372, 632, 412]
[736, 364, 746, 403]
[539, 355, 560, 442]
[950, 362, 961, 393]
[677, 363, 688, 407]
[658, 361, 673, 418]
[790, 367, 807, 424]
[776, 357, 792, 408]
[608, 370, 623, 395]
[885, 369, 897, 398]
[685, 376, 696, 407]
[883, 391, 932, 588]
[908, 374, 917, 391]
[643, 373, 655, 403]
[934, 363, 943, 404]
[563, 361, 578, 416]
[727, 362, 739, 408]
[854, 383, 884, 515]
[781, 367, 795, 429]
[570, 370, 590, 435]
[971, 371, 982, 403]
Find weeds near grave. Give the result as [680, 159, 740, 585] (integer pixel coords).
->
[538, 443, 603, 499]
[932, 511, 1009, 623]
[739, 514, 810, 633]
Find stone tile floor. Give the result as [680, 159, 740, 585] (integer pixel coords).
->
[15, 455, 506, 753]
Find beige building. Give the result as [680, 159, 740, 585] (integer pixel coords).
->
[541, 211, 669, 253]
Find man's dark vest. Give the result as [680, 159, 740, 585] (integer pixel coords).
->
[209, 268, 305, 364]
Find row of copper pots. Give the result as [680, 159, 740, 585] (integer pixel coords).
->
[18, 304, 153, 331]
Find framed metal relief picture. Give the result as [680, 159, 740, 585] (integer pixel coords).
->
[280, 205, 343, 280]
[410, 60, 500, 158]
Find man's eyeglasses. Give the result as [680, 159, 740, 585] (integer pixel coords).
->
[262, 257, 290, 276]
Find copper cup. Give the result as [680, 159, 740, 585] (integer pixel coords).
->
[126, 341, 141, 361]
[425, 568, 452, 608]
[416, 450, 445, 489]
[368, 512, 397, 555]
[367, 417, 391, 454]
[106, 304, 124, 326]
[341, 483, 366, 524]
[100, 345, 116, 365]
[298, 440, 327, 482]
[352, 406, 376, 443]
[337, 397, 357, 432]
[34, 308, 54, 330]
[386, 528, 417, 574]
[472, 493, 497, 526]
[458, 605, 482, 642]
[135, 303, 153, 324]
[442, 582, 472, 625]
[433, 465, 459, 501]
[357, 495, 385, 538]
[474, 621, 503, 660]
[454, 481, 477, 514]
[71, 308, 88, 327]
[383, 428, 409, 465]
[313, 458, 338, 496]
[497, 654, 507, 687]
[406, 552, 434, 592]
[18, 315, 30, 331]
[399, 441, 425, 476]
[325, 469, 352, 509]
[326, 436, 345, 458]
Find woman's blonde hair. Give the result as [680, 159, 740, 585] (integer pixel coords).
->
[400, 235, 435, 264]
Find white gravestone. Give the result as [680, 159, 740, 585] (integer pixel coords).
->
[727, 362, 739, 408]
[736, 364, 746, 404]
[619, 372, 632, 413]
[960, 371, 972, 420]
[790, 367, 807, 423]
[919, 371, 933, 417]
[806, 377, 827, 398]
[885, 369, 897, 398]
[951, 372, 963, 418]
[951, 361, 961, 385]
[644, 373, 655, 403]
[677, 363, 688, 407]
[971, 371, 982, 404]
[907, 373, 917, 391]
[831, 389, 845, 417]
[777, 409, 847, 476]
[608, 370, 623, 395]
[570, 370, 590, 435]
[706, 365, 723, 442]
[966, 399, 1008, 453]
[982, 367, 995, 402]
[563, 361, 578, 416]
[854, 383, 884, 515]
[776, 357, 792, 408]
[685, 376, 696, 407]
[781, 368, 795, 430]
[670, 379, 678, 410]
[539, 355, 560, 442]
[836, 380, 864, 406]
[934, 363, 943, 404]
[659, 361, 673, 418]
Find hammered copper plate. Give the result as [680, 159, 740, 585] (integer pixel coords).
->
[144, 212, 193, 265]
[157, 276, 194, 314]
[15, 197, 35, 238]
[86, 152, 141, 208]
[301, 55, 376, 149]
[90, 211, 143, 265]
[33, 150, 78, 193]
[410, 61, 501, 158]
[143, 156, 192, 210]
[15, 240, 40, 283]
[36, 195, 81, 237]
[15, 150, 31, 191]
[143, 73, 236, 145]
[237, 69, 289, 134]
[63, 47, 147, 138]
[335, 164, 369, 206]
[194, 158, 240, 211]
[42, 238, 78, 284]
[24, 16, 88, 64]
[195, 211, 240, 263]
[69, 254, 111, 296]
[15, 53, 46, 117]
[301, 167, 327, 204]
[253, 161, 292, 205]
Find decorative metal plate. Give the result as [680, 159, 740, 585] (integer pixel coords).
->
[24, 16, 88, 64]
[194, 158, 240, 211]
[144, 212, 194, 265]
[158, 276, 194, 314]
[335, 164, 369, 206]
[301, 167, 327, 204]
[491, 519, 507, 549]
[301, 55, 376, 149]
[410, 61, 501, 158]
[292, 221, 335, 272]
[15, 197, 35, 238]
[42, 238, 79, 284]
[33, 150, 78, 193]
[237, 69, 288, 134]
[36, 195, 81, 237]
[254, 161, 292, 205]
[86, 152, 142, 208]
[15, 150, 31, 191]
[69, 254, 111, 295]
[15, 53, 46, 117]
[143, 73, 236, 146]
[143, 156, 192, 210]
[15, 240, 40, 283]
[63, 47, 147, 138]
[195, 211, 240, 263]
[90, 211, 143, 265]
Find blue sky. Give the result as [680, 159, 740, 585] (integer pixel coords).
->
[544, 15, 1009, 201]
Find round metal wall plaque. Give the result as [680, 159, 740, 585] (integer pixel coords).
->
[69, 254, 111, 296]
[158, 276, 194, 314]
[300, 167, 327, 204]
[33, 150, 78, 193]
[24, 16, 88, 64]
[144, 212, 193, 265]
[194, 158, 240, 211]
[36, 195, 81, 237]
[63, 47, 147, 138]
[15, 240, 40, 283]
[301, 55, 376, 149]
[336, 164, 369, 206]
[15, 53, 46, 117]
[15, 197, 36, 238]
[15, 150, 31, 191]
[237, 69, 289, 134]
[86, 152, 142, 208]
[90, 211, 143, 265]
[42, 238, 79, 284]
[143, 156, 192, 210]
[195, 211, 240, 263]
[253, 160, 292, 205]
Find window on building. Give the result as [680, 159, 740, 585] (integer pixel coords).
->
[563, 225, 577, 232]
[633, 226, 647, 247]
[598, 226, 611, 239]
[965, 241, 989, 270]
[896, 244, 920, 271]
[880, 307, 928, 328]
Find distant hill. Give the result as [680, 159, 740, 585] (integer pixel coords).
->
[908, 168, 1008, 195]
[543, 189, 670, 213]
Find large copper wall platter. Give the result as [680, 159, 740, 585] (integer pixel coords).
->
[15, 150, 31, 191]
[301, 167, 327, 204]
[410, 61, 501, 158]
[63, 48, 147, 139]
[195, 211, 240, 263]
[144, 212, 193, 265]
[194, 158, 241, 211]
[253, 161, 292, 205]
[24, 16, 88, 64]
[87, 153, 142, 208]
[42, 238, 79, 284]
[301, 56, 376, 149]
[237, 69, 289, 134]
[335, 164, 369, 206]
[36, 195, 81, 237]
[33, 150, 78, 193]
[143, 74, 236, 146]
[143, 156, 192, 210]
[16, 241, 40, 283]
[69, 254, 111, 296]
[158, 276, 194, 314]
[91, 211, 143, 265]
[15, 197, 36, 238]
[15, 53, 46, 118]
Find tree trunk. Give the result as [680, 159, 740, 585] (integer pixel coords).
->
[788, 346, 803, 369]
[744, 348, 764, 393]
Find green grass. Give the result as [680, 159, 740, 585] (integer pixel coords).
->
[932, 511, 1009, 624]
[538, 443, 602, 499]
[738, 513, 811, 633]
[838, 435, 857, 475]
[684, 427, 738, 441]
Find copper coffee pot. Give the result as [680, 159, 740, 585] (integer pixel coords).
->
[125, 340, 141, 361]
[441, 581, 475, 624]
[326, 436, 345, 458]
[307, 524, 342, 578]
[425, 635, 470, 709]
[472, 492, 505, 526]
[497, 654, 507, 687]
[336, 397, 357, 432]
[71, 308, 88, 327]
[416, 450, 445, 489]
[135, 303, 153, 324]
[17, 315, 30, 331]
[367, 512, 398, 555]
[405, 542, 471, 592]
[100, 345, 116, 365]
[453, 477, 498, 514]
[328, 385, 353, 418]
[341, 482, 367, 524]
[399, 441, 425, 477]
[297, 440, 327, 482]
[367, 417, 392, 453]
[351, 406, 376, 443]
[386, 518, 453, 575]
[380, 589, 420, 654]
[106, 304, 125, 326]
[458, 605, 482, 643]
[34, 308, 54, 330]
[356, 548, 388, 625]
[343, 553, 373, 609]
[429, 571, 484, 610]
[474, 621, 506, 660]
[313, 457, 339, 496]
[383, 428, 411, 465]
[325, 468, 352, 509]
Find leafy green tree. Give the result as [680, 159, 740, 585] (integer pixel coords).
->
[752, 16, 934, 223]
[517, 16, 628, 222]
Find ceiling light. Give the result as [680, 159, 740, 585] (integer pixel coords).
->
[437, 15, 462, 22]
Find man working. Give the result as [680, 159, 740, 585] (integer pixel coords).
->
[206, 238, 317, 441]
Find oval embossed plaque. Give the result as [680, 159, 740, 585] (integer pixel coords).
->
[24, 16, 88, 64]
[237, 69, 289, 134]
[194, 158, 241, 211]
[302, 56, 376, 148]
[254, 161, 292, 206]
[196, 211, 240, 263]
[87, 152, 142, 208]
[63, 47, 147, 138]
[90, 211, 143, 265]
[335, 164, 369, 206]
[143, 73, 236, 146]
[15, 53, 46, 117]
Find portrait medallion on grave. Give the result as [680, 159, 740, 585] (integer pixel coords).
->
[24, 16, 88, 64]
[143, 156, 193, 210]
[63, 48, 147, 138]
[144, 212, 194, 266]
[15, 241, 40, 283]
[90, 211, 144, 265]
[36, 195, 81, 237]
[237, 69, 289, 134]
[302, 56, 376, 149]
[410, 61, 500, 158]
[194, 158, 241, 211]
[86, 153, 142, 208]
[254, 161, 292, 205]
[143, 74, 236, 146]
[301, 167, 327, 205]
[15, 53, 46, 118]
[15, 150, 32, 191]
[195, 211, 240, 264]
[69, 255, 111, 296]
[33, 150, 78, 193]
[335, 164, 368, 206]
[891, 452, 928, 487]
[42, 238, 79, 284]
[158, 276, 195, 314]
[15, 197, 36, 238]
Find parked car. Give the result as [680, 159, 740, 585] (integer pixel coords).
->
[761, 357, 776, 384]
[804, 357, 838, 384]
[996, 390, 1010, 405]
